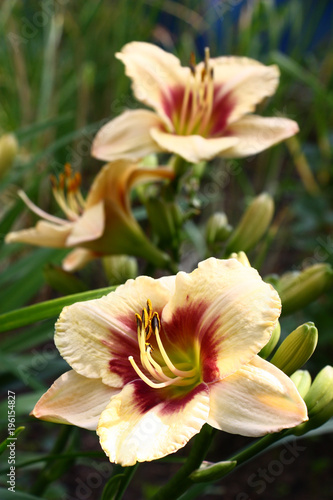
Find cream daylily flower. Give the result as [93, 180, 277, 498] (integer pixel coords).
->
[31, 258, 307, 466]
[92, 42, 299, 164]
[5, 161, 173, 271]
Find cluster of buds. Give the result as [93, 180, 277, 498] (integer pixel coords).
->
[292, 366, 333, 435]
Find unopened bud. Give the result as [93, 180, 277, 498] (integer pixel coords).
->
[225, 193, 274, 253]
[277, 264, 333, 316]
[0, 133, 18, 178]
[290, 370, 312, 398]
[140, 154, 158, 167]
[103, 255, 137, 286]
[304, 365, 333, 416]
[229, 251, 251, 267]
[293, 366, 333, 435]
[190, 460, 237, 482]
[259, 321, 281, 359]
[270, 322, 318, 376]
[206, 212, 232, 246]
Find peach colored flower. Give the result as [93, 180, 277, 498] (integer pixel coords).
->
[6, 161, 173, 271]
[92, 42, 299, 164]
[31, 258, 307, 466]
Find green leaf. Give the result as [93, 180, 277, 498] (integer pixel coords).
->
[0, 286, 116, 333]
[0, 427, 25, 455]
[0, 489, 44, 500]
[101, 474, 125, 500]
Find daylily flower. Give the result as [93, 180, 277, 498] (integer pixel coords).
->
[92, 42, 299, 164]
[31, 258, 307, 466]
[5, 161, 173, 271]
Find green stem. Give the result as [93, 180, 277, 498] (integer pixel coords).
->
[151, 424, 216, 500]
[229, 430, 288, 466]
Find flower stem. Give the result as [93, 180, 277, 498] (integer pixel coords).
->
[228, 430, 288, 466]
[151, 424, 216, 500]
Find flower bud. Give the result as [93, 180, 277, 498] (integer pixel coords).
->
[206, 212, 232, 246]
[229, 251, 251, 267]
[225, 193, 274, 253]
[259, 321, 281, 359]
[304, 365, 333, 416]
[190, 460, 237, 482]
[103, 255, 138, 286]
[293, 366, 333, 435]
[277, 264, 333, 316]
[0, 133, 18, 178]
[290, 370, 312, 398]
[270, 322, 318, 376]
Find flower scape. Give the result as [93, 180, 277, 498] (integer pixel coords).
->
[32, 258, 307, 466]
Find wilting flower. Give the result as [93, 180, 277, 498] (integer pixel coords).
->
[31, 258, 307, 465]
[5, 161, 173, 271]
[92, 42, 299, 164]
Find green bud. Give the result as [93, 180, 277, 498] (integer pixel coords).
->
[0, 133, 18, 178]
[259, 321, 281, 359]
[140, 154, 158, 167]
[304, 365, 333, 416]
[277, 264, 333, 316]
[293, 401, 333, 435]
[290, 370, 312, 398]
[103, 255, 138, 286]
[206, 212, 232, 246]
[229, 251, 251, 267]
[190, 460, 237, 483]
[225, 193, 274, 253]
[270, 322, 318, 376]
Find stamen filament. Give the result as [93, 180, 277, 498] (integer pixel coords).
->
[128, 356, 182, 389]
[146, 348, 172, 382]
[179, 69, 192, 134]
[52, 188, 79, 221]
[154, 324, 197, 378]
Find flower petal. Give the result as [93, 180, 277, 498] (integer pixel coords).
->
[150, 128, 239, 163]
[31, 370, 119, 430]
[97, 380, 210, 465]
[222, 115, 299, 157]
[161, 258, 281, 382]
[91, 110, 164, 162]
[5, 220, 73, 248]
[116, 41, 188, 126]
[55, 275, 175, 387]
[66, 200, 105, 246]
[62, 248, 97, 272]
[207, 355, 308, 436]
[211, 57, 280, 125]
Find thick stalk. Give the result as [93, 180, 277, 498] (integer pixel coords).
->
[151, 425, 216, 500]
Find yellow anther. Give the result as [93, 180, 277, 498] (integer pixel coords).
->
[64, 162, 72, 177]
